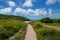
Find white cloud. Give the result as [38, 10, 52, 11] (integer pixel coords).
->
[7, 1, 16, 7]
[14, 7, 52, 16]
[23, 0, 33, 7]
[0, 7, 12, 14]
[46, 0, 60, 5]
[26, 9, 34, 16]
[34, 9, 47, 16]
[58, 0, 60, 3]
[48, 9, 53, 16]
[14, 7, 26, 15]
[0, 7, 53, 16]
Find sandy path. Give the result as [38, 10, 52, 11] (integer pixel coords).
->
[8, 21, 37, 40]
[41, 24, 60, 30]
[25, 24, 37, 40]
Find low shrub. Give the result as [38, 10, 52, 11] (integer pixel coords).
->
[31, 21, 60, 40]
[0, 19, 27, 40]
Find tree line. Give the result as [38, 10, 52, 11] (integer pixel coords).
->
[40, 17, 60, 23]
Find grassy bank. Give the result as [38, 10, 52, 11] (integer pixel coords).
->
[0, 19, 27, 40]
[30, 21, 60, 40]
[42, 23, 60, 27]
[0, 14, 28, 40]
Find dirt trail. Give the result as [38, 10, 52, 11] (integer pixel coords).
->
[41, 24, 60, 30]
[8, 21, 37, 40]
[24, 21, 37, 40]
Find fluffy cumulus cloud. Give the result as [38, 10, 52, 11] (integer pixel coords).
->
[0, 7, 12, 14]
[46, 0, 60, 5]
[14, 7, 26, 15]
[0, 7, 53, 16]
[23, 0, 33, 7]
[58, 0, 60, 3]
[34, 9, 47, 16]
[14, 7, 52, 16]
[48, 9, 53, 16]
[26, 9, 34, 16]
[7, 1, 16, 7]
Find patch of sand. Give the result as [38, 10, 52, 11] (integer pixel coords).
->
[25, 24, 37, 40]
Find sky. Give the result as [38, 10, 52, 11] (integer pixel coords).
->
[0, 0, 60, 20]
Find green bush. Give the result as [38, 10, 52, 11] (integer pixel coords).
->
[40, 17, 60, 23]
[31, 21, 60, 40]
[31, 22, 43, 29]
[0, 19, 27, 40]
[40, 17, 54, 23]
[0, 14, 30, 21]
[57, 19, 60, 23]
[37, 27, 60, 40]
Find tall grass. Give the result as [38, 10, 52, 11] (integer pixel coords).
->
[0, 19, 27, 40]
[30, 21, 60, 40]
[42, 23, 60, 27]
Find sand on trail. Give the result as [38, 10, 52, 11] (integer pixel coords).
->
[24, 21, 37, 40]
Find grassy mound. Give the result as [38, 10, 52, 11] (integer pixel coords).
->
[0, 14, 28, 40]
[0, 14, 30, 21]
[30, 21, 60, 40]
[0, 19, 27, 40]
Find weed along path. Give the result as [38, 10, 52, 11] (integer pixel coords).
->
[24, 21, 37, 40]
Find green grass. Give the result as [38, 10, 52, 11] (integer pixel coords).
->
[0, 14, 30, 21]
[0, 19, 27, 40]
[9, 25, 27, 40]
[0, 14, 29, 40]
[42, 23, 60, 27]
[30, 21, 60, 40]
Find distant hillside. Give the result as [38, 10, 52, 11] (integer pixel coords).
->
[39, 17, 60, 23]
[0, 14, 30, 21]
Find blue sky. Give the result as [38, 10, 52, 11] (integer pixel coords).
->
[0, 0, 60, 20]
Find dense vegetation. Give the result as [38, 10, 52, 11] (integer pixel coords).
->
[0, 14, 30, 21]
[30, 21, 60, 40]
[0, 14, 60, 40]
[30, 17, 60, 40]
[0, 14, 28, 40]
[40, 17, 60, 23]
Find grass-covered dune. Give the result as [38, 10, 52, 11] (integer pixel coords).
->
[38, 17, 60, 27]
[0, 14, 30, 21]
[30, 21, 60, 40]
[0, 14, 28, 40]
[40, 17, 60, 23]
